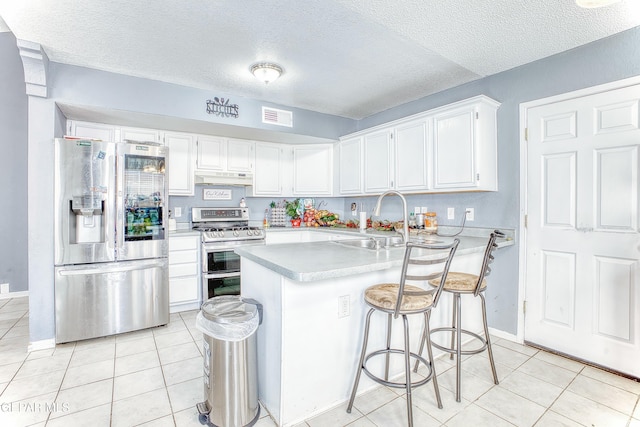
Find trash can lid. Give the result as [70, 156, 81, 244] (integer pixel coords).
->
[201, 296, 258, 324]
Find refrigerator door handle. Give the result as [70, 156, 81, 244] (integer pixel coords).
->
[115, 147, 125, 258]
[58, 259, 166, 276]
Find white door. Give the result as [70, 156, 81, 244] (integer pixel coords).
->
[525, 84, 640, 377]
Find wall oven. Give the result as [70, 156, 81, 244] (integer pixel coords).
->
[193, 207, 265, 300]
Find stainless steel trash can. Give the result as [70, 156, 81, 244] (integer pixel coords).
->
[196, 296, 263, 427]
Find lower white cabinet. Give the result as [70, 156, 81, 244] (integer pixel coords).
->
[168, 234, 200, 313]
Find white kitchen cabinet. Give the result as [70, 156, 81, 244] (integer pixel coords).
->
[67, 120, 117, 141]
[363, 129, 393, 193]
[196, 135, 226, 171]
[394, 118, 429, 191]
[227, 139, 254, 172]
[120, 126, 161, 143]
[168, 234, 200, 313]
[196, 136, 254, 173]
[164, 132, 195, 196]
[432, 96, 499, 191]
[250, 142, 287, 196]
[292, 144, 333, 196]
[339, 95, 499, 195]
[338, 137, 363, 195]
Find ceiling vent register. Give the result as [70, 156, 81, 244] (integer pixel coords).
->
[262, 107, 293, 128]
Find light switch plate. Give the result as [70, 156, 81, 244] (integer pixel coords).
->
[0, 283, 9, 294]
[174, 207, 182, 218]
[447, 207, 455, 220]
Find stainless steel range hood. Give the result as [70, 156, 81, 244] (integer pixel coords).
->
[195, 171, 254, 186]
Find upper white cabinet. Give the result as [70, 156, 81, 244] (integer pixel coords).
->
[363, 129, 393, 193]
[227, 139, 254, 172]
[196, 135, 226, 171]
[292, 144, 333, 196]
[338, 137, 363, 194]
[67, 120, 117, 141]
[164, 132, 195, 196]
[120, 126, 161, 144]
[432, 97, 498, 191]
[196, 136, 254, 173]
[250, 142, 286, 196]
[394, 118, 429, 191]
[339, 95, 499, 195]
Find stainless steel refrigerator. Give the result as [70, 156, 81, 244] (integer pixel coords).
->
[54, 137, 169, 343]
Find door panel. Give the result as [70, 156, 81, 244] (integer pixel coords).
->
[525, 83, 640, 377]
[543, 153, 576, 228]
[541, 250, 575, 328]
[596, 146, 638, 231]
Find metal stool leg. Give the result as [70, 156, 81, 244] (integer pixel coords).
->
[449, 294, 456, 360]
[347, 308, 374, 413]
[424, 310, 443, 409]
[385, 313, 392, 381]
[412, 312, 427, 373]
[402, 314, 414, 427]
[455, 293, 462, 402]
[480, 293, 499, 385]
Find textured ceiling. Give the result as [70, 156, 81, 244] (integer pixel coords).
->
[1, 0, 639, 119]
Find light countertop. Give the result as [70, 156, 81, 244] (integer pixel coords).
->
[236, 229, 514, 282]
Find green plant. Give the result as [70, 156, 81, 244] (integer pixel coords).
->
[285, 198, 301, 219]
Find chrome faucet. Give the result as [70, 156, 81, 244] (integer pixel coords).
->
[373, 190, 409, 245]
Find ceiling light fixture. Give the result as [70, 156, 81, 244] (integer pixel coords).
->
[251, 63, 283, 84]
[575, 0, 621, 8]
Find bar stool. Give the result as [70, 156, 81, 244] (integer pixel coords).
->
[346, 239, 459, 427]
[421, 230, 504, 402]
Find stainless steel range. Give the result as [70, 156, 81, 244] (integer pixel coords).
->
[192, 207, 265, 299]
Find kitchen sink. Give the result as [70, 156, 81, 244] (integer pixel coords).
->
[334, 236, 404, 250]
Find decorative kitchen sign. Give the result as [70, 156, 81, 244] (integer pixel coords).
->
[203, 188, 232, 200]
[206, 97, 239, 118]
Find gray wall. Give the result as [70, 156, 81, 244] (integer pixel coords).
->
[0, 32, 28, 293]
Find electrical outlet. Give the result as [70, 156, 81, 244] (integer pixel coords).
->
[338, 295, 350, 318]
[414, 207, 421, 215]
[447, 207, 455, 220]
[466, 208, 475, 221]
[421, 207, 428, 213]
[0, 283, 9, 294]
[174, 207, 182, 218]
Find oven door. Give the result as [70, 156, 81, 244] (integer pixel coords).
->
[203, 272, 241, 299]
[203, 249, 241, 274]
[201, 240, 265, 300]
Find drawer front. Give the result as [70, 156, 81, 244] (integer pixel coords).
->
[169, 249, 198, 265]
[169, 236, 199, 251]
[169, 262, 199, 278]
[169, 276, 199, 304]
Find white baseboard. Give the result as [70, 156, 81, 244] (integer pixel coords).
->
[28, 338, 56, 352]
[0, 291, 29, 300]
[489, 327, 519, 343]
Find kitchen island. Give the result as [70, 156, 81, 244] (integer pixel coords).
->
[236, 229, 513, 427]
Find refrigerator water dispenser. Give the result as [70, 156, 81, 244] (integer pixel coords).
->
[71, 195, 104, 243]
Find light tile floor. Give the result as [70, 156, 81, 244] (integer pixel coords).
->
[0, 296, 639, 426]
